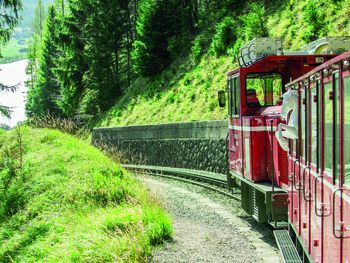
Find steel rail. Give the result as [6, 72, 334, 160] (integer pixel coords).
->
[122, 165, 241, 201]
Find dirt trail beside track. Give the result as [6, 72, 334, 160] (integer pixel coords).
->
[139, 176, 283, 263]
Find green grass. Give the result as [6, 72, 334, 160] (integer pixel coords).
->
[1, 38, 28, 63]
[94, 0, 350, 129]
[0, 127, 172, 262]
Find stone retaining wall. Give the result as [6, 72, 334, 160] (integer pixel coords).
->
[92, 120, 228, 173]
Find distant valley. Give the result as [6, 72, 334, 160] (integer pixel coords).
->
[1, 0, 53, 63]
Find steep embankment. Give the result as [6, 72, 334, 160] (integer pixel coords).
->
[0, 128, 172, 262]
[95, 0, 350, 128]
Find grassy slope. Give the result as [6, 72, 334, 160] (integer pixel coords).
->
[0, 127, 172, 262]
[95, 0, 350, 128]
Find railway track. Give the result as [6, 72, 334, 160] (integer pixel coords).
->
[122, 164, 241, 201]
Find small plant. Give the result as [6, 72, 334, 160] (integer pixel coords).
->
[211, 16, 237, 56]
[192, 35, 208, 60]
[240, 2, 269, 40]
[301, 0, 325, 43]
[26, 113, 83, 135]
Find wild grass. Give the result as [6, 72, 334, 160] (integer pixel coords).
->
[0, 127, 172, 262]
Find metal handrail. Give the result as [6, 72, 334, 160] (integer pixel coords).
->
[302, 166, 312, 202]
[314, 175, 331, 217]
[332, 188, 350, 239]
[293, 160, 303, 191]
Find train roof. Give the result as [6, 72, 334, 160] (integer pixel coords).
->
[286, 50, 350, 87]
[226, 54, 337, 77]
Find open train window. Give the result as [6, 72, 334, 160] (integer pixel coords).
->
[344, 76, 350, 187]
[228, 79, 232, 116]
[245, 73, 282, 107]
[334, 72, 340, 184]
[310, 80, 320, 170]
[324, 81, 333, 176]
[229, 76, 240, 117]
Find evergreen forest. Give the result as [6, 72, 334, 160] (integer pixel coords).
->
[20, 0, 350, 125]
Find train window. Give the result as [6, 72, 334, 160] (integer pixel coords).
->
[300, 90, 305, 159]
[334, 72, 340, 183]
[233, 77, 240, 117]
[304, 87, 309, 162]
[324, 81, 333, 175]
[344, 76, 350, 187]
[228, 79, 232, 116]
[311, 85, 317, 166]
[245, 73, 282, 107]
[317, 80, 322, 170]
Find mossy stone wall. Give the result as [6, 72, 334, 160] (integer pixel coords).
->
[92, 121, 228, 173]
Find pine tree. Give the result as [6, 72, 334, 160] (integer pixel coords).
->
[25, 0, 48, 97]
[26, 5, 62, 117]
[54, 0, 87, 117]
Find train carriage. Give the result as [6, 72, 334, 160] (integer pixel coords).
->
[285, 51, 350, 263]
[220, 37, 350, 262]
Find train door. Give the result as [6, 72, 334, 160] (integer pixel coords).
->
[228, 75, 242, 177]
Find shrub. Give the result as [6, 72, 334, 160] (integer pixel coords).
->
[211, 16, 237, 56]
[301, 0, 325, 43]
[240, 2, 269, 40]
[192, 35, 208, 60]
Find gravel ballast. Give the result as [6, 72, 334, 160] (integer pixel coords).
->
[138, 175, 283, 263]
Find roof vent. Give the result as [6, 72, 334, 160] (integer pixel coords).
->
[300, 36, 350, 54]
[238, 38, 283, 68]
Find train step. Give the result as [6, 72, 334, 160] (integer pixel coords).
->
[274, 230, 301, 263]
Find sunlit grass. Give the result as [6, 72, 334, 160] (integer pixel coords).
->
[0, 127, 172, 262]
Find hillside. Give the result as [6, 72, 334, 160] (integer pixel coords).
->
[0, 127, 172, 261]
[21, 0, 350, 127]
[94, 0, 350, 128]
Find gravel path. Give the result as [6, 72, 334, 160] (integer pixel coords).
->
[138, 175, 283, 263]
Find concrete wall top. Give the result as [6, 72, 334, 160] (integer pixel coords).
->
[93, 120, 228, 140]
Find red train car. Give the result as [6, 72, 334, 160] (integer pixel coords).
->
[221, 37, 350, 262]
[285, 51, 350, 263]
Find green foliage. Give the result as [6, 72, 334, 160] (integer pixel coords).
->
[191, 35, 207, 61]
[300, 0, 325, 43]
[25, 0, 350, 127]
[211, 16, 237, 56]
[0, 127, 172, 261]
[0, 0, 22, 118]
[0, 0, 22, 56]
[240, 2, 269, 40]
[26, 5, 62, 117]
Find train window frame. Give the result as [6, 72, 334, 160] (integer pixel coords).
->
[343, 75, 350, 187]
[315, 78, 323, 172]
[333, 71, 340, 185]
[245, 72, 283, 108]
[300, 88, 306, 161]
[228, 78, 232, 116]
[308, 79, 320, 171]
[232, 75, 240, 118]
[323, 80, 333, 178]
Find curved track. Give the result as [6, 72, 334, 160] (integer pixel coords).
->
[122, 164, 241, 201]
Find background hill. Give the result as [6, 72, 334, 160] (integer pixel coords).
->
[22, 0, 350, 127]
[93, 0, 350, 128]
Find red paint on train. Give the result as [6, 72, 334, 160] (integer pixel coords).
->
[225, 49, 350, 262]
